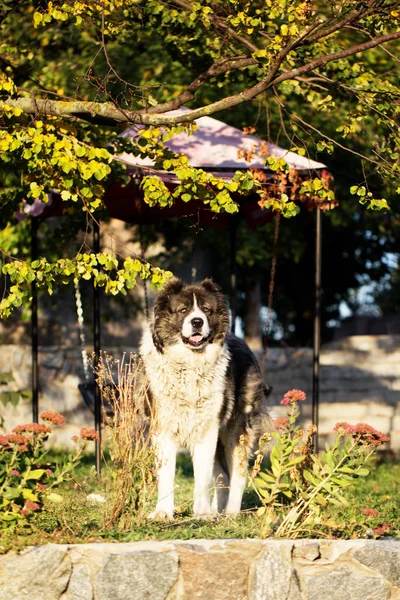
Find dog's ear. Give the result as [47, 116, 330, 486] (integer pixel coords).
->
[201, 278, 221, 294]
[153, 277, 183, 316]
[162, 277, 184, 297]
[151, 323, 164, 354]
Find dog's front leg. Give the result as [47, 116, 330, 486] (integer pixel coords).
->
[192, 425, 219, 518]
[149, 435, 177, 520]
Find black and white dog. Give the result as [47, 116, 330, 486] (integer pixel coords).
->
[138, 278, 271, 519]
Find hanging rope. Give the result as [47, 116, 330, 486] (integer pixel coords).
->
[139, 224, 150, 320]
[260, 212, 281, 378]
[74, 278, 90, 382]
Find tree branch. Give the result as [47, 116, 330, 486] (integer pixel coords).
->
[303, 0, 384, 46]
[271, 30, 400, 88]
[272, 89, 395, 176]
[168, 0, 260, 53]
[2, 30, 400, 126]
[144, 55, 257, 115]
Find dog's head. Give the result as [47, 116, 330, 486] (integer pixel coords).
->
[151, 278, 230, 353]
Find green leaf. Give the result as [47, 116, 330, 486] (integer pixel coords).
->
[303, 470, 319, 486]
[47, 492, 63, 503]
[257, 472, 276, 483]
[3, 487, 21, 500]
[338, 466, 355, 474]
[315, 493, 328, 506]
[356, 468, 370, 477]
[61, 161, 73, 174]
[0, 512, 19, 521]
[25, 469, 46, 480]
[329, 495, 349, 508]
[288, 455, 306, 466]
[281, 490, 293, 498]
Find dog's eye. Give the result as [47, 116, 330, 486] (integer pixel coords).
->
[203, 306, 211, 313]
[178, 307, 187, 314]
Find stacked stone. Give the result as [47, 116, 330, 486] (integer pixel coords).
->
[0, 539, 399, 600]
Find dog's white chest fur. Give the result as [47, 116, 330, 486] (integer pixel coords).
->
[140, 327, 230, 449]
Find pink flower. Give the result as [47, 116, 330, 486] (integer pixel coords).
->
[37, 483, 46, 490]
[334, 422, 355, 435]
[281, 389, 306, 405]
[334, 422, 390, 446]
[352, 423, 390, 446]
[46, 469, 53, 476]
[13, 423, 51, 435]
[10, 469, 20, 476]
[6, 433, 32, 445]
[361, 508, 379, 517]
[274, 417, 290, 431]
[23, 501, 40, 512]
[18, 445, 29, 452]
[20, 508, 29, 515]
[373, 524, 391, 536]
[80, 427, 99, 441]
[71, 435, 79, 443]
[0, 435, 10, 447]
[39, 411, 65, 425]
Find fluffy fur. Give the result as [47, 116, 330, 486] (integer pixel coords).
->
[137, 277, 272, 519]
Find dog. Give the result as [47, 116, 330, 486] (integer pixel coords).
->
[138, 277, 272, 519]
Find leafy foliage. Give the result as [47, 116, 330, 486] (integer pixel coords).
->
[0, 253, 171, 318]
[0, 412, 97, 529]
[0, 0, 399, 318]
[251, 390, 390, 538]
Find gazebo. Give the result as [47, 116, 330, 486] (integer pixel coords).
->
[28, 110, 328, 471]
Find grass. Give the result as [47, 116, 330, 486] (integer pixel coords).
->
[0, 453, 399, 553]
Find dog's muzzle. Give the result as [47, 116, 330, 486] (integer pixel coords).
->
[182, 332, 210, 348]
[183, 317, 210, 348]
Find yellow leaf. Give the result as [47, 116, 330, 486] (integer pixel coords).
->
[22, 489, 39, 501]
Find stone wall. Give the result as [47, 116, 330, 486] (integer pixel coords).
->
[0, 334, 399, 449]
[0, 344, 97, 445]
[0, 539, 399, 600]
[264, 334, 400, 450]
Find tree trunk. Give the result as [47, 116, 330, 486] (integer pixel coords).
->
[244, 278, 262, 351]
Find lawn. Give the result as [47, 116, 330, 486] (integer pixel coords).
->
[1, 453, 399, 553]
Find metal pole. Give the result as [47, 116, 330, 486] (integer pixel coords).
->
[93, 220, 102, 475]
[230, 217, 238, 333]
[31, 217, 39, 423]
[312, 207, 322, 452]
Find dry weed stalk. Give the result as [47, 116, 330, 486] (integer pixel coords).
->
[95, 352, 157, 530]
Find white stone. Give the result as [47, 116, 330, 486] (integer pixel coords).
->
[86, 493, 106, 504]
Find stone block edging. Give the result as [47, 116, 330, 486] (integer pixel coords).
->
[0, 539, 399, 600]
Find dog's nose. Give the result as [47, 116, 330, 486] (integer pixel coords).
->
[191, 317, 204, 328]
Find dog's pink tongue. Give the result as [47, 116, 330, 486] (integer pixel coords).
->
[189, 334, 203, 343]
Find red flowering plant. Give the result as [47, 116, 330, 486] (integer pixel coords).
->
[251, 390, 390, 538]
[0, 412, 97, 529]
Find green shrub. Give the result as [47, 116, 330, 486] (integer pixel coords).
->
[251, 389, 390, 538]
[0, 411, 97, 529]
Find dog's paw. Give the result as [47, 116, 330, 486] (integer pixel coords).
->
[224, 510, 241, 518]
[148, 509, 174, 521]
[193, 499, 214, 519]
[193, 511, 216, 520]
